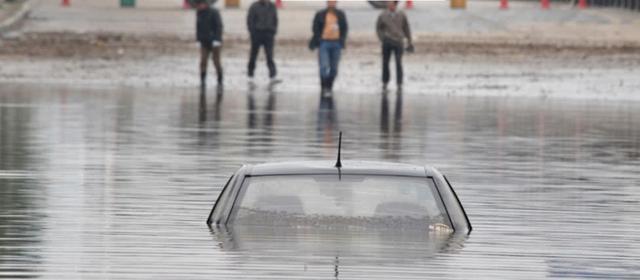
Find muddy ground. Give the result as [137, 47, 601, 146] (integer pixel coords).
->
[1, 32, 639, 99]
[2, 32, 640, 60]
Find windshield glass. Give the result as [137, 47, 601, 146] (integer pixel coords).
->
[229, 175, 451, 230]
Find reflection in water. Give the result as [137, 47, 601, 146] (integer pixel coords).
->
[197, 86, 224, 148]
[380, 90, 403, 160]
[198, 85, 224, 124]
[0, 83, 639, 278]
[246, 85, 277, 155]
[0, 97, 43, 278]
[199, 87, 207, 123]
[211, 224, 467, 278]
[317, 95, 338, 149]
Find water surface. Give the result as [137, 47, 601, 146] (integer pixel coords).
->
[1, 83, 639, 279]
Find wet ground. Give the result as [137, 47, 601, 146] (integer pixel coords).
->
[2, 37, 640, 101]
[1, 82, 639, 279]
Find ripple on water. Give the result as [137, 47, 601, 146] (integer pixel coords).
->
[0, 84, 639, 279]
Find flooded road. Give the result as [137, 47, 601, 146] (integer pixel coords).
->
[1, 83, 639, 279]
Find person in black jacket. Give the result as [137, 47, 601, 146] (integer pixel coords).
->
[376, 1, 413, 90]
[196, 0, 224, 87]
[309, 1, 348, 95]
[247, 0, 279, 83]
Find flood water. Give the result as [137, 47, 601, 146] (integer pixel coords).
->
[1, 83, 639, 279]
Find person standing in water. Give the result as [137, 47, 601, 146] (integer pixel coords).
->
[376, 0, 413, 91]
[309, 0, 348, 96]
[196, 0, 224, 88]
[247, 0, 280, 84]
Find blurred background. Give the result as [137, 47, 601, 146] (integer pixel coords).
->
[1, 0, 639, 279]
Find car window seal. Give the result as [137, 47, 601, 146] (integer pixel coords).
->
[207, 175, 234, 225]
[224, 175, 250, 225]
[444, 175, 472, 233]
[429, 176, 455, 232]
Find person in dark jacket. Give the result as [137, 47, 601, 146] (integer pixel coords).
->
[247, 0, 279, 83]
[196, 0, 224, 87]
[309, 0, 348, 95]
[376, 1, 413, 90]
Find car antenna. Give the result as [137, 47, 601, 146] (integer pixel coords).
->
[335, 131, 342, 168]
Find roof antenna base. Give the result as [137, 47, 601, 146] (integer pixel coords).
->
[334, 131, 342, 168]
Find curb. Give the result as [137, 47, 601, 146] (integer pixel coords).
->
[0, 0, 32, 34]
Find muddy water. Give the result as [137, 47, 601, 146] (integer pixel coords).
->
[1, 83, 639, 279]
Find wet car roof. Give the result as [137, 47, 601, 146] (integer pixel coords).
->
[247, 161, 437, 177]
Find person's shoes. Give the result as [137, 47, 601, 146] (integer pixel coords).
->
[326, 77, 335, 91]
[397, 83, 403, 90]
[217, 74, 223, 86]
[269, 77, 282, 85]
[382, 83, 388, 91]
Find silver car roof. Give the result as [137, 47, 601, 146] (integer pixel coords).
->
[246, 160, 439, 177]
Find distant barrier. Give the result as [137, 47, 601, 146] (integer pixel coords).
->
[501, 0, 639, 11]
[587, 0, 640, 11]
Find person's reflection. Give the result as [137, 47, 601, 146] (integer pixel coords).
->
[246, 85, 277, 155]
[264, 84, 276, 130]
[199, 86, 207, 123]
[394, 89, 403, 135]
[197, 86, 224, 147]
[380, 89, 403, 160]
[316, 95, 338, 152]
[213, 86, 224, 122]
[198, 85, 224, 124]
[334, 255, 340, 279]
[380, 91, 390, 133]
[247, 87, 257, 130]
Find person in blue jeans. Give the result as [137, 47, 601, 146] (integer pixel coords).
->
[309, 1, 348, 95]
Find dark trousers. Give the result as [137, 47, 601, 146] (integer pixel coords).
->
[248, 33, 277, 78]
[200, 42, 223, 84]
[382, 42, 404, 85]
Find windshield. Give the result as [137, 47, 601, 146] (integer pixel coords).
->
[229, 175, 451, 230]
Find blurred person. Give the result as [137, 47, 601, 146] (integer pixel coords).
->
[196, 0, 224, 88]
[309, 0, 348, 96]
[247, 0, 280, 83]
[376, 0, 413, 90]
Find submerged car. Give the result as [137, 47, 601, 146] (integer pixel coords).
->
[207, 160, 472, 234]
